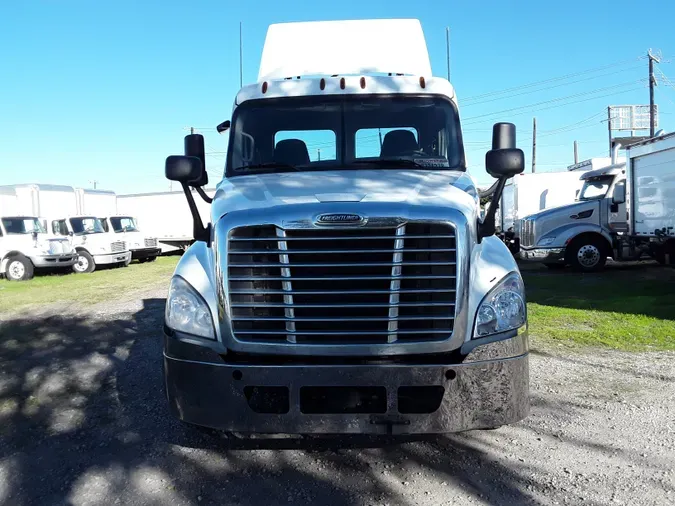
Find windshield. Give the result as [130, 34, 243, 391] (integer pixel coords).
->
[1, 217, 46, 235]
[226, 95, 464, 176]
[110, 216, 138, 233]
[69, 217, 105, 235]
[578, 176, 614, 201]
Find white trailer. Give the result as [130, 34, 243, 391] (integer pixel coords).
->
[116, 188, 215, 253]
[76, 188, 161, 262]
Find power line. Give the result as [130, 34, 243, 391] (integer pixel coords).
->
[462, 56, 644, 102]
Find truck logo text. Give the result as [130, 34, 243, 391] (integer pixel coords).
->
[315, 213, 365, 225]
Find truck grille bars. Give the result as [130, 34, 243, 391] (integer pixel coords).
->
[227, 223, 457, 344]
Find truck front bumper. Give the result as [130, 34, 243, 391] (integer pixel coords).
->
[519, 247, 565, 263]
[93, 251, 131, 265]
[30, 254, 77, 268]
[163, 331, 529, 435]
[130, 247, 161, 260]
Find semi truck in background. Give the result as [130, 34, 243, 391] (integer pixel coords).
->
[116, 188, 215, 253]
[160, 19, 530, 436]
[495, 170, 589, 252]
[518, 135, 675, 271]
[1, 184, 131, 274]
[76, 188, 161, 262]
[0, 186, 77, 281]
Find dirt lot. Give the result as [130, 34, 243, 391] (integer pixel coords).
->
[1, 265, 674, 506]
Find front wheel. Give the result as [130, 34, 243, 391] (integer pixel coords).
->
[5, 254, 34, 281]
[73, 250, 95, 274]
[567, 237, 607, 272]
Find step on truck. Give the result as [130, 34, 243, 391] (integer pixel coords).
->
[161, 19, 530, 435]
[518, 136, 675, 271]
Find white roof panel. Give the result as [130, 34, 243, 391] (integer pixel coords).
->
[258, 19, 432, 82]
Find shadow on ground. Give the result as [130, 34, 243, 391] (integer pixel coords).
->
[0, 299, 595, 506]
[520, 261, 675, 320]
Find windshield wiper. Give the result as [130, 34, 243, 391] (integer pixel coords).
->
[351, 158, 426, 168]
[233, 162, 301, 172]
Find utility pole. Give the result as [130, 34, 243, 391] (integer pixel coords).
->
[89, 180, 98, 190]
[190, 126, 194, 135]
[317, 148, 321, 161]
[574, 140, 578, 164]
[607, 106, 613, 156]
[445, 27, 451, 81]
[239, 22, 243, 88]
[531, 117, 537, 173]
[648, 49, 660, 137]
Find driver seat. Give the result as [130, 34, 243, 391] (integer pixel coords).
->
[380, 130, 418, 157]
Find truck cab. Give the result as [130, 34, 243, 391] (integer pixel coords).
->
[99, 215, 161, 263]
[49, 215, 131, 273]
[0, 215, 76, 281]
[160, 19, 529, 435]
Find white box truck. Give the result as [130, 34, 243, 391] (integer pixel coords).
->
[116, 188, 215, 253]
[6, 184, 131, 273]
[0, 186, 77, 280]
[518, 136, 675, 270]
[160, 19, 530, 436]
[75, 188, 161, 262]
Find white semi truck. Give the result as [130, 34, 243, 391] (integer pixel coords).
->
[495, 170, 589, 253]
[5, 184, 131, 273]
[518, 135, 675, 271]
[0, 186, 77, 281]
[161, 19, 530, 436]
[75, 188, 161, 262]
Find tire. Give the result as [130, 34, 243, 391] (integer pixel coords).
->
[567, 236, 608, 272]
[5, 254, 34, 281]
[544, 263, 566, 270]
[146, 256, 157, 262]
[72, 250, 95, 274]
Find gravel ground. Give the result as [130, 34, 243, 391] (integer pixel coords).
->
[0, 288, 673, 506]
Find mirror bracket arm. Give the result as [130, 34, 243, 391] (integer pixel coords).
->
[180, 183, 210, 244]
[478, 176, 508, 242]
[195, 186, 213, 204]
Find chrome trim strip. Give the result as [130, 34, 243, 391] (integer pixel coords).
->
[276, 227, 296, 343]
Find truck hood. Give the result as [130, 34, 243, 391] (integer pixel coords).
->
[211, 169, 479, 219]
[523, 200, 598, 221]
[3, 235, 74, 254]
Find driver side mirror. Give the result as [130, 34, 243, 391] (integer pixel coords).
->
[612, 184, 626, 204]
[165, 155, 204, 184]
[485, 123, 525, 178]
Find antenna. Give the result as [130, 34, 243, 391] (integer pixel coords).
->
[239, 22, 243, 88]
[445, 27, 451, 81]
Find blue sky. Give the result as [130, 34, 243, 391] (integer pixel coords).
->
[2, 0, 675, 193]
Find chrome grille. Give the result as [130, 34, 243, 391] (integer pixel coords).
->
[227, 223, 457, 344]
[111, 241, 126, 253]
[144, 238, 158, 248]
[519, 219, 535, 247]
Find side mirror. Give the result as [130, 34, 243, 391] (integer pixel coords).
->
[612, 184, 626, 204]
[165, 155, 204, 184]
[183, 134, 208, 187]
[478, 122, 525, 240]
[216, 120, 231, 134]
[485, 123, 525, 179]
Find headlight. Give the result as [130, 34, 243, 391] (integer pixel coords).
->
[538, 236, 556, 246]
[165, 276, 215, 339]
[473, 272, 526, 338]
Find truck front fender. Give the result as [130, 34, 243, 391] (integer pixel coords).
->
[545, 223, 613, 252]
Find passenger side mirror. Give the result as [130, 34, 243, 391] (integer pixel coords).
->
[612, 184, 626, 204]
[216, 120, 231, 134]
[165, 155, 204, 184]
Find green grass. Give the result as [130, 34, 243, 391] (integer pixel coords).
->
[522, 263, 675, 352]
[0, 256, 179, 314]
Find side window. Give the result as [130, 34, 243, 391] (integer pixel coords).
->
[355, 127, 418, 159]
[99, 219, 109, 233]
[52, 220, 67, 236]
[274, 130, 336, 163]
